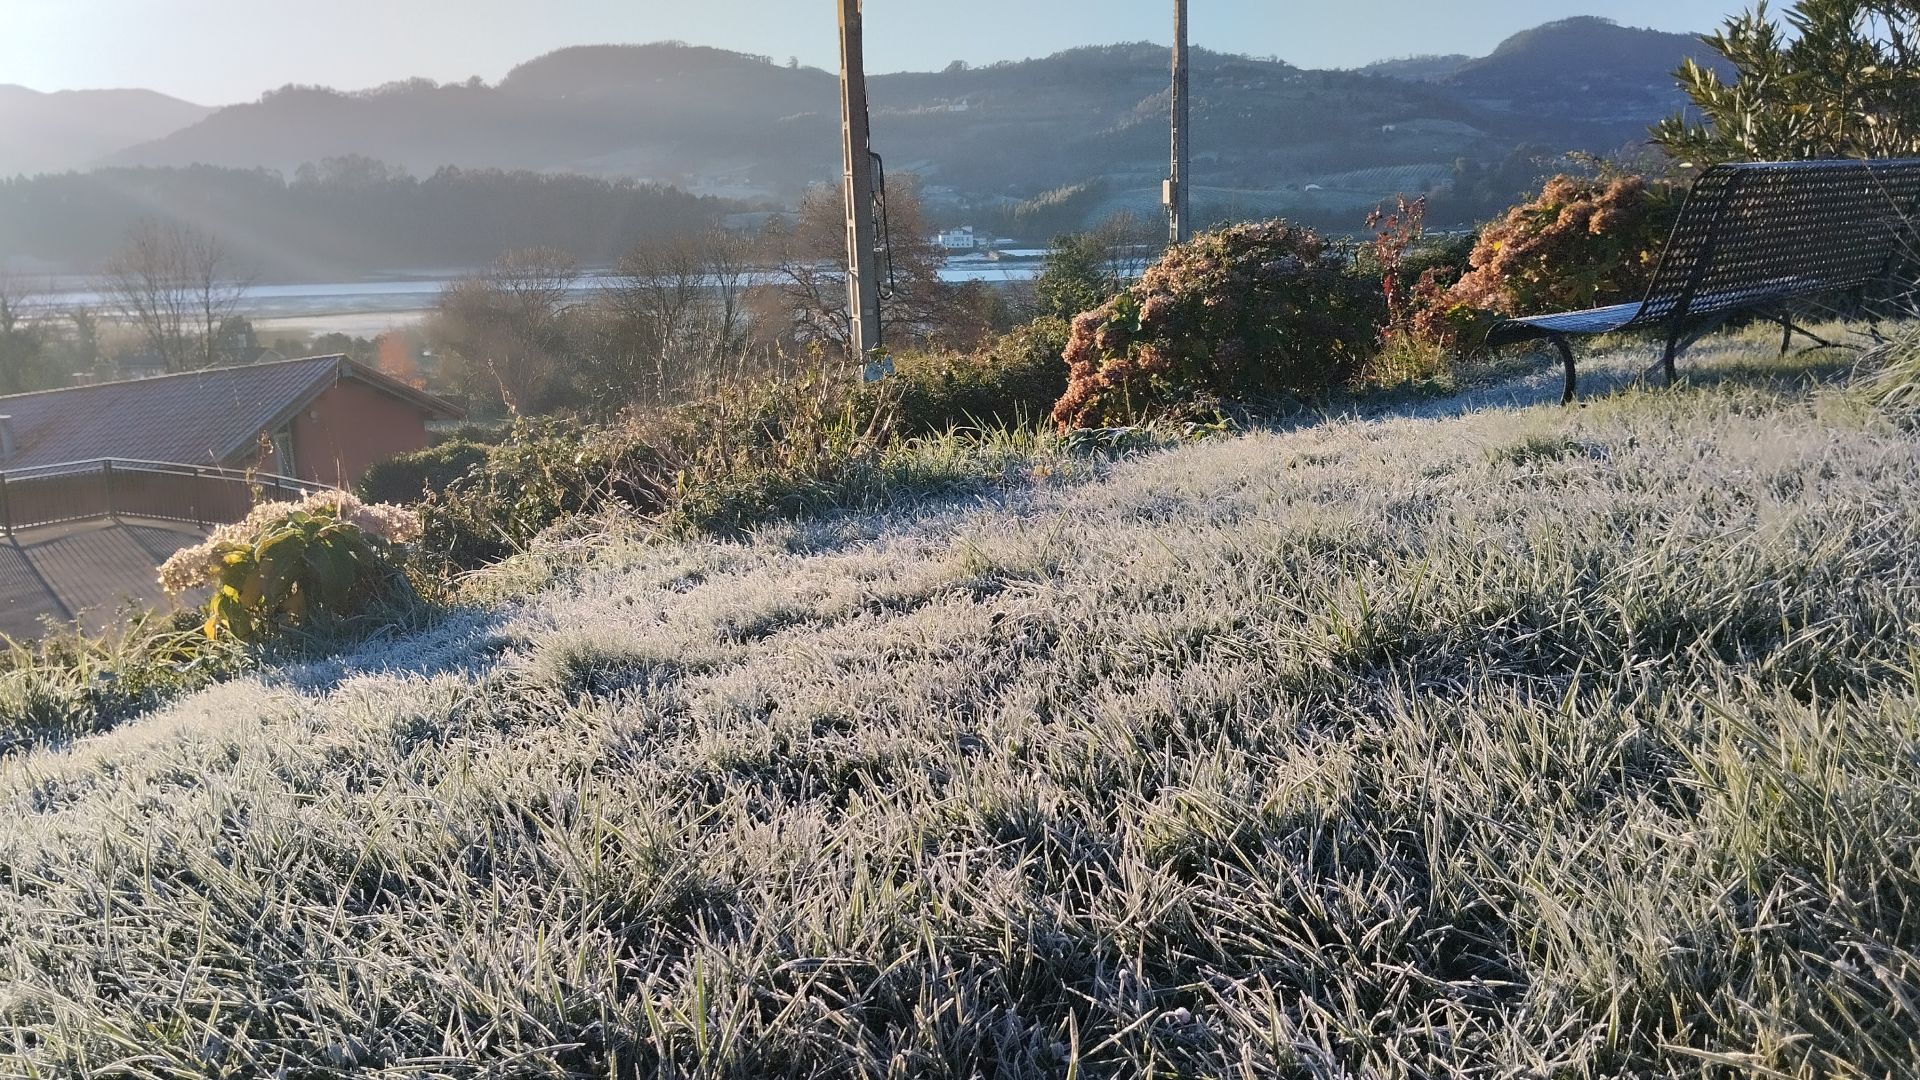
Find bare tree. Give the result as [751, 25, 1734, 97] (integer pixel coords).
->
[1097, 210, 1164, 285]
[606, 235, 707, 400]
[594, 227, 766, 407]
[768, 176, 983, 359]
[102, 221, 250, 372]
[703, 225, 755, 362]
[0, 276, 53, 394]
[430, 247, 579, 415]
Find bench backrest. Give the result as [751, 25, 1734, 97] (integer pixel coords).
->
[1635, 158, 1920, 327]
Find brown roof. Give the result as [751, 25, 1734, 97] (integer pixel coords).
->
[0, 356, 461, 472]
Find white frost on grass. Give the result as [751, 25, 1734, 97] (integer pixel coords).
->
[3, 340, 1918, 1076]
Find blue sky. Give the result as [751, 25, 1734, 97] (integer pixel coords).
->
[6, 0, 1744, 104]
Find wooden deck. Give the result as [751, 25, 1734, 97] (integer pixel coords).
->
[0, 517, 205, 639]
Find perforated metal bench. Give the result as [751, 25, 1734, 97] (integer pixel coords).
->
[1486, 158, 1920, 404]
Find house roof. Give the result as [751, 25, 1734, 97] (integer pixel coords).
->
[0, 355, 462, 472]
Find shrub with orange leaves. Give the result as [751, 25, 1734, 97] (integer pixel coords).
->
[1436, 174, 1681, 342]
[1050, 221, 1382, 430]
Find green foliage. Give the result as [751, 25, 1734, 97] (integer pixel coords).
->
[1005, 178, 1111, 238]
[0, 289, 58, 395]
[0, 163, 723, 277]
[881, 318, 1072, 435]
[1653, 0, 1920, 164]
[1035, 235, 1123, 320]
[356, 440, 493, 504]
[0, 612, 242, 756]
[1053, 220, 1384, 429]
[420, 418, 668, 569]
[191, 504, 417, 642]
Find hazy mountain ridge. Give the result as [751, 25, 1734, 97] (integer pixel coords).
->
[1442, 16, 1733, 143]
[16, 17, 1727, 237]
[0, 85, 211, 176]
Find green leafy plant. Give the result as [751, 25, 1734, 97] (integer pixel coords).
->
[161, 493, 421, 642]
[879, 317, 1072, 435]
[356, 440, 493, 505]
[1653, 0, 1920, 165]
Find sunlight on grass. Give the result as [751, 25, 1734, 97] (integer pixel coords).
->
[2, 341, 1918, 1075]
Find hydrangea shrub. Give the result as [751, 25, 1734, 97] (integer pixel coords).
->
[1051, 221, 1382, 430]
[1435, 175, 1681, 342]
[159, 492, 421, 641]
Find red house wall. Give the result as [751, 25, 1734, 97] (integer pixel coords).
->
[253, 378, 432, 488]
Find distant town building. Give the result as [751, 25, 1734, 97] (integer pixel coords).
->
[936, 226, 980, 251]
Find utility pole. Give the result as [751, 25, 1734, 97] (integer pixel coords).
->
[838, 0, 883, 370]
[1165, 0, 1192, 246]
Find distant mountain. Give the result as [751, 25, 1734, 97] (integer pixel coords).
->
[0, 85, 211, 176]
[93, 44, 1475, 221]
[1439, 17, 1734, 146]
[92, 17, 1722, 234]
[1358, 55, 1474, 82]
[108, 45, 840, 195]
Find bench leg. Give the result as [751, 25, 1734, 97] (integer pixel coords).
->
[1549, 334, 1577, 405]
[1777, 317, 1839, 353]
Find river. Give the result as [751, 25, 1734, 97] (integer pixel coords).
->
[36, 256, 1052, 339]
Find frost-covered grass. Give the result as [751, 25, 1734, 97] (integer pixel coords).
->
[4, 336, 1920, 1077]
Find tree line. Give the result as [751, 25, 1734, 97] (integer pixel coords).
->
[0, 158, 726, 278]
[426, 176, 1035, 417]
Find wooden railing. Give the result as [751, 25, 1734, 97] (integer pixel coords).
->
[0, 459, 334, 534]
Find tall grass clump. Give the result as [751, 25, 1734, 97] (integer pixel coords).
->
[4, 344, 1920, 1075]
[0, 611, 243, 756]
[1855, 323, 1920, 416]
[417, 350, 1095, 570]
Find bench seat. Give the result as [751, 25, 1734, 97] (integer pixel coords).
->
[1487, 303, 1642, 344]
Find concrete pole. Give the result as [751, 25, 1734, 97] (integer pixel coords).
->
[838, 0, 883, 364]
[1167, 0, 1192, 246]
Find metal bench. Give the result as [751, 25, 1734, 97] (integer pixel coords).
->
[1486, 158, 1920, 404]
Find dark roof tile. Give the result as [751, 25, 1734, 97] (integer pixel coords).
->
[0, 356, 459, 471]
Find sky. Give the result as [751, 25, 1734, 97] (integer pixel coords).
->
[5, 0, 1744, 105]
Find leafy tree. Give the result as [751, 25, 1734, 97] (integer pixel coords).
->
[1036, 212, 1163, 321]
[1653, 1, 1920, 164]
[1035, 233, 1116, 322]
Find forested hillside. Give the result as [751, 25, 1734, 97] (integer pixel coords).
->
[0, 162, 724, 278]
[99, 18, 1727, 230]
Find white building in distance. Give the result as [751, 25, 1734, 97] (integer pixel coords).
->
[936, 226, 979, 251]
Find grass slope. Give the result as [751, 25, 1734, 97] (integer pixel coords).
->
[3, 341, 1919, 1077]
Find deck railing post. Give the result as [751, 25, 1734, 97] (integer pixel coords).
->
[0, 472, 11, 537]
[102, 460, 116, 520]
